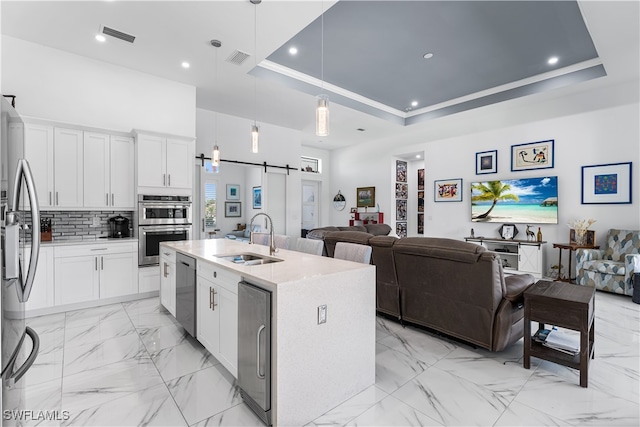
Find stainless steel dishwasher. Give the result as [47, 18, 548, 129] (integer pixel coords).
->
[175, 253, 197, 337]
[238, 281, 272, 426]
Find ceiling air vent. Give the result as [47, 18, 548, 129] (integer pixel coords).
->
[226, 50, 251, 65]
[101, 25, 136, 43]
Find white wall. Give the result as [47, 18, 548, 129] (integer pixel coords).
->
[2, 36, 196, 137]
[330, 88, 639, 276]
[196, 108, 303, 237]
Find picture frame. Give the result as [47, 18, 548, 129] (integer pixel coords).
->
[581, 162, 632, 204]
[395, 183, 408, 200]
[434, 178, 463, 202]
[499, 223, 519, 240]
[570, 229, 596, 246]
[226, 184, 240, 200]
[225, 202, 241, 217]
[396, 199, 407, 220]
[396, 160, 407, 183]
[417, 213, 424, 234]
[357, 186, 376, 207]
[418, 191, 424, 212]
[418, 168, 425, 190]
[511, 139, 554, 171]
[396, 222, 407, 238]
[476, 150, 497, 175]
[253, 186, 262, 209]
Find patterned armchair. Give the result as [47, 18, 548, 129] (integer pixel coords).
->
[576, 229, 640, 295]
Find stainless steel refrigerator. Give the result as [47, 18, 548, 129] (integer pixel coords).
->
[238, 281, 272, 426]
[0, 96, 41, 415]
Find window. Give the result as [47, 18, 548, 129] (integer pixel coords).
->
[202, 179, 218, 234]
[301, 156, 321, 173]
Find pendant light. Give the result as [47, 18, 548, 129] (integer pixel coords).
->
[211, 39, 222, 172]
[250, 0, 260, 153]
[316, 0, 329, 137]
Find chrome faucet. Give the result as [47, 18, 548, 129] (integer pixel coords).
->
[249, 212, 276, 255]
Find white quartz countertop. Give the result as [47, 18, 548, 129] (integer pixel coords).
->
[161, 239, 373, 287]
[39, 237, 138, 247]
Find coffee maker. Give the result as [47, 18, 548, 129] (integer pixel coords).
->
[109, 215, 130, 238]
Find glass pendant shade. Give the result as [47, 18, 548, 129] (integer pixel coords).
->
[211, 144, 220, 173]
[251, 124, 259, 153]
[316, 95, 329, 137]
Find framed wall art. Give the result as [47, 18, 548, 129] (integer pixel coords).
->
[357, 186, 376, 207]
[396, 222, 407, 238]
[225, 202, 241, 217]
[581, 162, 632, 204]
[396, 160, 407, 182]
[226, 184, 240, 200]
[395, 183, 408, 199]
[511, 139, 554, 171]
[434, 178, 463, 202]
[418, 168, 425, 190]
[476, 150, 497, 174]
[396, 199, 407, 221]
[253, 186, 262, 209]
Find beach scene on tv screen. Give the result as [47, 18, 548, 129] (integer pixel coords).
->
[471, 176, 558, 224]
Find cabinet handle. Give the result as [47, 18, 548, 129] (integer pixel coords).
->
[210, 287, 217, 310]
[95, 257, 98, 271]
[202, 219, 205, 232]
[112, 194, 115, 206]
[56, 192, 59, 205]
[49, 192, 52, 205]
[256, 325, 266, 379]
[213, 271, 217, 278]
[168, 174, 171, 186]
[163, 174, 166, 186]
[101, 257, 104, 270]
[106, 193, 109, 206]
[163, 262, 168, 278]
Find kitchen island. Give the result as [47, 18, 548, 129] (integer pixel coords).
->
[160, 239, 376, 426]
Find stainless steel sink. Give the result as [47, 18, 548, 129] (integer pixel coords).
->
[215, 253, 283, 266]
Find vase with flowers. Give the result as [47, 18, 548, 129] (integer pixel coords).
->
[568, 218, 596, 246]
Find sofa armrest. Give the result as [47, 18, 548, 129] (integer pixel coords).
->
[624, 254, 640, 283]
[504, 274, 535, 302]
[576, 248, 604, 266]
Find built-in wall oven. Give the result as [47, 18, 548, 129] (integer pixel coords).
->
[138, 195, 192, 266]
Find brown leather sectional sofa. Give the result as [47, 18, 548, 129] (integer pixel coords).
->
[310, 231, 535, 352]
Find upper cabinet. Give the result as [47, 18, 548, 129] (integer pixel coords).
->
[18, 123, 135, 210]
[136, 132, 194, 194]
[84, 132, 134, 209]
[22, 124, 83, 209]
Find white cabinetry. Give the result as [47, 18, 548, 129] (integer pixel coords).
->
[20, 124, 83, 209]
[54, 242, 137, 306]
[197, 262, 239, 377]
[139, 265, 160, 294]
[84, 133, 135, 209]
[136, 133, 193, 194]
[24, 246, 55, 312]
[465, 238, 546, 279]
[160, 248, 176, 316]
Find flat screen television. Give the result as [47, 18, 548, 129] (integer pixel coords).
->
[471, 176, 558, 224]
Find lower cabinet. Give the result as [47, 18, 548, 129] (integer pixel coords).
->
[54, 242, 137, 306]
[197, 262, 239, 377]
[24, 246, 55, 311]
[160, 249, 176, 316]
[139, 265, 160, 293]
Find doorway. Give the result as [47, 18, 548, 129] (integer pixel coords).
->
[301, 180, 319, 236]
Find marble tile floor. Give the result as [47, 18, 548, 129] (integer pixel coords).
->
[13, 291, 639, 426]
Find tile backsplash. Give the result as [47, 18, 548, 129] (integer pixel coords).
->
[27, 211, 134, 241]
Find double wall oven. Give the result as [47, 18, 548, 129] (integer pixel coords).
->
[138, 195, 191, 266]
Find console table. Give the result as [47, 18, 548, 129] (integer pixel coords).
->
[465, 237, 546, 278]
[523, 280, 595, 387]
[552, 242, 599, 283]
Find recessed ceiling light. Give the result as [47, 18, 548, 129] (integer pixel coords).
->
[548, 56, 559, 65]
[95, 34, 106, 42]
[416, 154, 421, 159]
[423, 52, 434, 59]
[289, 47, 298, 55]
[411, 101, 418, 107]
[181, 62, 190, 69]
